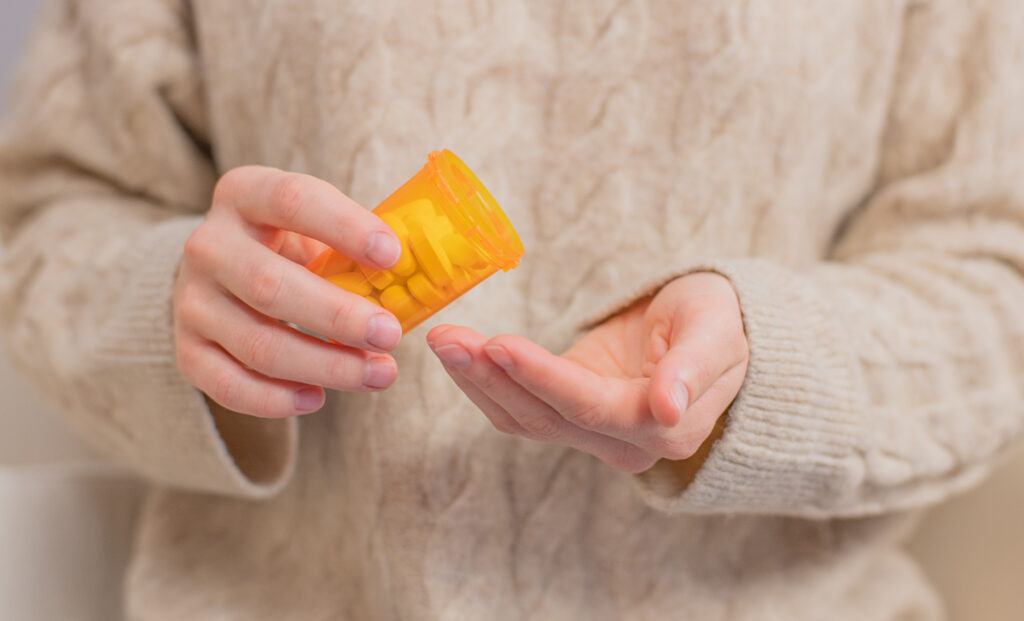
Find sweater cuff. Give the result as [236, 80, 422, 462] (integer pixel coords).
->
[576, 258, 867, 516]
[90, 217, 297, 498]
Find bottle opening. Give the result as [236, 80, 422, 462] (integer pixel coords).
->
[428, 150, 524, 272]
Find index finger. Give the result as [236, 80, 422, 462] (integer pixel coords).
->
[478, 333, 652, 438]
[215, 166, 401, 270]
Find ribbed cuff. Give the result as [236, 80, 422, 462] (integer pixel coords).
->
[576, 258, 868, 516]
[90, 216, 297, 498]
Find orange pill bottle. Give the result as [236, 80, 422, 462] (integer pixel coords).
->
[306, 150, 524, 333]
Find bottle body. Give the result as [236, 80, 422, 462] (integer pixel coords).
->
[306, 150, 523, 333]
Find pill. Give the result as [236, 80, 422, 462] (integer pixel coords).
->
[407, 272, 447, 307]
[393, 198, 437, 221]
[450, 267, 475, 292]
[390, 239, 418, 277]
[380, 212, 409, 238]
[324, 254, 356, 276]
[470, 264, 496, 279]
[404, 211, 452, 237]
[430, 215, 454, 235]
[358, 262, 396, 290]
[409, 225, 455, 287]
[441, 234, 486, 269]
[327, 271, 374, 296]
[380, 284, 423, 318]
[403, 212, 429, 232]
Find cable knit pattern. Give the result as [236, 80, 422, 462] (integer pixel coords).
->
[2, 0, 1023, 619]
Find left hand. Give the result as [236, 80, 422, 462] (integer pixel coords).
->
[427, 272, 749, 474]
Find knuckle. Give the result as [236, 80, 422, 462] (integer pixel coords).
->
[328, 296, 359, 340]
[210, 369, 239, 410]
[270, 174, 309, 224]
[520, 414, 561, 441]
[489, 417, 520, 435]
[246, 263, 285, 310]
[686, 356, 716, 394]
[251, 388, 282, 419]
[241, 328, 282, 371]
[564, 400, 606, 429]
[175, 341, 199, 376]
[325, 353, 360, 389]
[472, 369, 504, 393]
[183, 229, 215, 267]
[175, 285, 205, 327]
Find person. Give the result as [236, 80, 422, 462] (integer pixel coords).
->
[1, 0, 1023, 618]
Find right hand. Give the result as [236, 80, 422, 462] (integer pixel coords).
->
[173, 166, 404, 418]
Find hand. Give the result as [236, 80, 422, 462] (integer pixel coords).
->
[427, 272, 748, 474]
[174, 166, 404, 418]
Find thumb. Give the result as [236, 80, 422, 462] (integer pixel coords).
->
[645, 275, 747, 428]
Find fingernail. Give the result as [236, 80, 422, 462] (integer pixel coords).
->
[363, 357, 396, 388]
[483, 345, 514, 370]
[295, 388, 325, 412]
[366, 231, 401, 269]
[432, 344, 472, 370]
[366, 313, 401, 350]
[671, 380, 689, 417]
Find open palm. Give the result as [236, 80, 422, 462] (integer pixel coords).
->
[427, 272, 749, 474]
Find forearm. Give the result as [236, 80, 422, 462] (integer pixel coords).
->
[0, 0, 297, 497]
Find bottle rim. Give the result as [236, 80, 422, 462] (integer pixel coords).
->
[426, 150, 524, 272]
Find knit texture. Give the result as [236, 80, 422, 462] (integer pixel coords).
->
[2, 0, 1024, 618]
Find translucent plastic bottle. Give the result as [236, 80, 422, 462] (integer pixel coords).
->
[306, 150, 524, 333]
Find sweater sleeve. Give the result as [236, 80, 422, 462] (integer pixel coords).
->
[0, 0, 297, 498]
[576, 0, 1024, 518]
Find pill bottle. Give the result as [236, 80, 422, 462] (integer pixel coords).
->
[306, 150, 524, 333]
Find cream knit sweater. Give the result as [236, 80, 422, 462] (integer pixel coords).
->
[3, 0, 1024, 619]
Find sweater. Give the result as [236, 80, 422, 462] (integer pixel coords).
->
[2, 0, 1024, 619]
